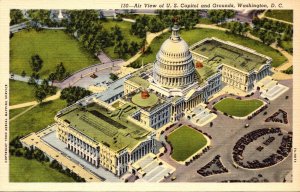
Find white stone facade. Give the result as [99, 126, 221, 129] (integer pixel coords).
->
[153, 25, 196, 89]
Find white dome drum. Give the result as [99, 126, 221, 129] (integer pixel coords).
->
[153, 24, 196, 89]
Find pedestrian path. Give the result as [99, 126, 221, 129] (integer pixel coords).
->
[10, 90, 61, 110]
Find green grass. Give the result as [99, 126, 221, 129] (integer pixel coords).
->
[10, 29, 98, 78]
[9, 107, 30, 119]
[199, 18, 214, 24]
[102, 20, 142, 60]
[214, 98, 263, 117]
[168, 125, 208, 162]
[9, 80, 36, 105]
[281, 41, 293, 54]
[10, 99, 66, 141]
[59, 103, 149, 151]
[10, 156, 74, 182]
[127, 76, 150, 88]
[135, 28, 287, 68]
[283, 66, 293, 74]
[265, 10, 293, 23]
[132, 92, 158, 107]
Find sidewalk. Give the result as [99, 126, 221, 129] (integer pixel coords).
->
[10, 90, 61, 110]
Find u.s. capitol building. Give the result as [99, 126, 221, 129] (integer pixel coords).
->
[55, 24, 272, 176]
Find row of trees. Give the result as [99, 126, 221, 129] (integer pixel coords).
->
[60, 86, 91, 106]
[50, 160, 86, 182]
[208, 10, 235, 23]
[66, 10, 141, 58]
[114, 40, 140, 57]
[224, 21, 250, 36]
[156, 10, 200, 30]
[10, 136, 85, 182]
[66, 10, 113, 54]
[28, 10, 68, 28]
[131, 10, 200, 38]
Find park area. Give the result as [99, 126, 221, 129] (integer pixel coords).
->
[265, 10, 293, 23]
[214, 98, 264, 117]
[9, 99, 67, 141]
[9, 80, 36, 105]
[10, 156, 75, 182]
[167, 125, 208, 162]
[102, 20, 143, 60]
[10, 29, 98, 78]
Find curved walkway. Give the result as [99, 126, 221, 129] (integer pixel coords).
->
[10, 90, 61, 110]
[9, 104, 37, 121]
[123, 28, 169, 67]
[118, 28, 170, 77]
[258, 10, 293, 25]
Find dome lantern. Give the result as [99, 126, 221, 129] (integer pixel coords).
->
[170, 24, 180, 42]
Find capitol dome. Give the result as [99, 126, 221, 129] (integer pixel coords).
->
[152, 24, 196, 89]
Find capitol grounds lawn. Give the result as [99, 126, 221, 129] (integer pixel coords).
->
[10, 29, 98, 78]
[167, 125, 208, 162]
[9, 106, 30, 119]
[9, 99, 67, 142]
[214, 98, 264, 117]
[9, 80, 36, 105]
[10, 156, 75, 182]
[265, 10, 293, 23]
[102, 20, 143, 60]
[135, 28, 287, 68]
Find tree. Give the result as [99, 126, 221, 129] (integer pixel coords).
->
[259, 30, 276, 45]
[122, 41, 129, 53]
[30, 54, 43, 72]
[139, 38, 147, 54]
[109, 73, 118, 81]
[114, 41, 124, 57]
[48, 72, 56, 85]
[112, 25, 123, 41]
[28, 10, 51, 27]
[55, 62, 69, 81]
[28, 72, 39, 86]
[60, 86, 92, 106]
[21, 70, 26, 77]
[35, 87, 47, 103]
[10, 9, 25, 26]
[41, 79, 49, 89]
[208, 10, 235, 23]
[129, 41, 139, 56]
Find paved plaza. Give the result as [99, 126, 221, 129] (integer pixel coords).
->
[161, 79, 293, 182]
